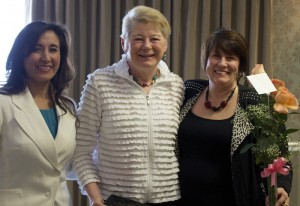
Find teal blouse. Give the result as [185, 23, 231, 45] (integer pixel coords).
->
[40, 108, 58, 139]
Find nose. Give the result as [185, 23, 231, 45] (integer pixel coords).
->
[218, 57, 227, 66]
[143, 39, 152, 50]
[41, 50, 51, 62]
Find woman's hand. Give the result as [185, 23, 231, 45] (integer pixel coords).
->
[85, 182, 106, 206]
[276, 187, 289, 206]
[90, 197, 106, 206]
[265, 187, 289, 206]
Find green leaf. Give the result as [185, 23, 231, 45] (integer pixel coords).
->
[284, 128, 299, 135]
[289, 111, 300, 114]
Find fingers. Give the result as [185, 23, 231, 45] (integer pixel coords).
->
[265, 187, 290, 206]
[276, 187, 289, 206]
[281, 198, 289, 206]
[91, 197, 106, 206]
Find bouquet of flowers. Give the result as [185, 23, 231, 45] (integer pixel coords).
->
[245, 64, 299, 206]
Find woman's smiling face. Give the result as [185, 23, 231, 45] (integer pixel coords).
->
[24, 30, 61, 86]
[121, 21, 167, 71]
[205, 48, 240, 87]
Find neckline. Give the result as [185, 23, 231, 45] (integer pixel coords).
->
[204, 86, 236, 112]
[189, 110, 235, 121]
[40, 107, 55, 111]
[128, 68, 160, 87]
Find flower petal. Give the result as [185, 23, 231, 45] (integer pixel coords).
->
[275, 89, 299, 110]
[252, 64, 265, 75]
[271, 79, 286, 96]
[273, 103, 289, 114]
[271, 79, 285, 89]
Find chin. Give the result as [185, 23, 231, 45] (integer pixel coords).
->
[139, 61, 157, 68]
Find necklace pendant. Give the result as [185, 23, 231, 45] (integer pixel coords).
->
[212, 106, 220, 112]
[205, 101, 212, 109]
[128, 68, 160, 88]
[204, 86, 236, 112]
[141, 83, 150, 87]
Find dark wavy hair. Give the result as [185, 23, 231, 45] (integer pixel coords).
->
[201, 27, 248, 74]
[1, 21, 76, 116]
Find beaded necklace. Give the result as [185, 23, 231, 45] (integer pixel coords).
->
[204, 86, 236, 112]
[128, 68, 160, 87]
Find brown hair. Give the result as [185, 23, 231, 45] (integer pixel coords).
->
[201, 28, 248, 74]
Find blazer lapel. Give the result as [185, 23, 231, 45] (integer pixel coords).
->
[54, 106, 76, 167]
[12, 89, 60, 171]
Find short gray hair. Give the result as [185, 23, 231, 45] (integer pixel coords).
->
[120, 5, 171, 39]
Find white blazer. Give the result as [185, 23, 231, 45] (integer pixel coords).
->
[0, 88, 76, 206]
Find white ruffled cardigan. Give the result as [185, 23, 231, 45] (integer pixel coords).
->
[73, 55, 184, 203]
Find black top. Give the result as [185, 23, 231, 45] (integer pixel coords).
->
[178, 111, 236, 205]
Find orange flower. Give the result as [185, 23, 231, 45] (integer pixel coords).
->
[271, 79, 285, 96]
[251, 64, 266, 75]
[250, 64, 299, 114]
[271, 79, 285, 89]
[273, 86, 299, 114]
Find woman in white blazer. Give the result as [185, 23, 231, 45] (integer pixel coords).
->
[0, 21, 77, 206]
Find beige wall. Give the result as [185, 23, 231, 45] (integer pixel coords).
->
[273, 0, 300, 205]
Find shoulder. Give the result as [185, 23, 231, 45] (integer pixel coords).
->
[0, 93, 10, 99]
[0, 94, 14, 123]
[164, 72, 184, 88]
[158, 60, 183, 85]
[59, 95, 77, 115]
[89, 65, 116, 77]
[85, 64, 121, 89]
[183, 79, 208, 99]
[88, 58, 127, 81]
[238, 84, 261, 107]
[185, 79, 208, 91]
[0, 94, 12, 107]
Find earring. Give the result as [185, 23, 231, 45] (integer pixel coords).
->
[237, 72, 245, 80]
[237, 72, 247, 85]
[162, 53, 167, 61]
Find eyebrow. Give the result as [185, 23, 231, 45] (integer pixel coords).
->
[131, 33, 163, 37]
[35, 43, 60, 48]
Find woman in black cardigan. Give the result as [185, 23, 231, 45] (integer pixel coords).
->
[177, 28, 292, 206]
